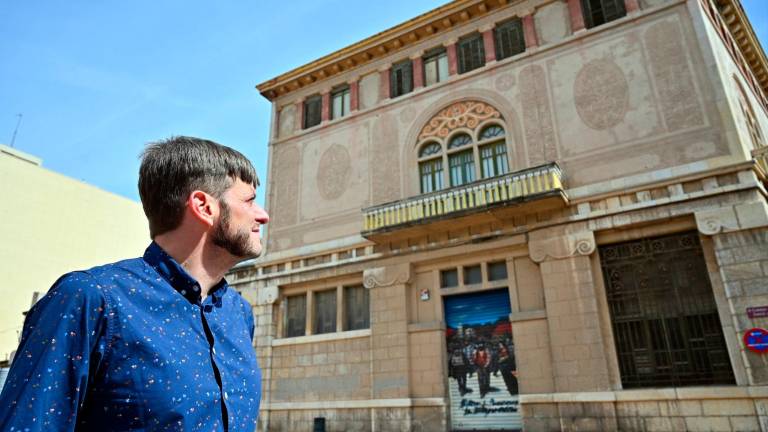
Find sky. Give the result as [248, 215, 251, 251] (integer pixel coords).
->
[1, 1, 767, 209]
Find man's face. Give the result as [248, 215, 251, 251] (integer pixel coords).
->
[211, 178, 269, 259]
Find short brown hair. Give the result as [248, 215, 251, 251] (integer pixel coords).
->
[138, 136, 258, 238]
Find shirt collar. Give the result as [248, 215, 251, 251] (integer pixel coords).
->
[143, 242, 228, 304]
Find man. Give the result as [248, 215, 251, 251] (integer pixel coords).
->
[473, 342, 492, 398]
[0, 137, 269, 431]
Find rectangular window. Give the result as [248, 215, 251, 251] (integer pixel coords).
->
[344, 285, 370, 331]
[419, 158, 443, 193]
[313, 290, 337, 335]
[480, 142, 509, 179]
[463, 265, 482, 285]
[457, 34, 485, 74]
[424, 49, 449, 86]
[581, 0, 626, 29]
[390, 60, 413, 98]
[331, 86, 351, 120]
[495, 19, 525, 60]
[449, 150, 476, 187]
[285, 294, 306, 337]
[600, 232, 735, 388]
[441, 269, 458, 288]
[303, 95, 322, 129]
[487, 261, 508, 281]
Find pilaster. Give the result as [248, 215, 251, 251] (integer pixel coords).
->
[566, 0, 586, 33]
[444, 39, 458, 76]
[522, 14, 538, 49]
[379, 66, 391, 100]
[480, 25, 496, 64]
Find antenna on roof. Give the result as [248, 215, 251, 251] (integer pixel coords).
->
[10, 113, 22, 148]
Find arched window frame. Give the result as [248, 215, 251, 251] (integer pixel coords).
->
[417, 141, 444, 194]
[415, 120, 510, 194]
[734, 76, 765, 151]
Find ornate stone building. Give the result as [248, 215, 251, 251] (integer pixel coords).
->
[234, 0, 768, 430]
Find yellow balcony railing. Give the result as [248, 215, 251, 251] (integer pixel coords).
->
[362, 162, 566, 234]
[754, 146, 768, 179]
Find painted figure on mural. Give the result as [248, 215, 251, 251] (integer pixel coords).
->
[0, 137, 269, 431]
[474, 342, 493, 398]
[497, 341, 518, 396]
[449, 347, 470, 395]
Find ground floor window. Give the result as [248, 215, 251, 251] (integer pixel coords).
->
[599, 231, 735, 388]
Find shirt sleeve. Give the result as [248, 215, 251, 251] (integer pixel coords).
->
[0, 272, 110, 432]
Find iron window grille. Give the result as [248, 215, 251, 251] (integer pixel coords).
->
[599, 231, 736, 388]
[495, 19, 526, 60]
[457, 34, 486, 74]
[581, 0, 626, 29]
[390, 60, 414, 98]
[303, 95, 322, 129]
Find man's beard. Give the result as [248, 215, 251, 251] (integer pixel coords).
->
[212, 200, 261, 259]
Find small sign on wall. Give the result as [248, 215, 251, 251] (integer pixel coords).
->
[744, 328, 768, 354]
[747, 306, 768, 319]
[420, 289, 430, 301]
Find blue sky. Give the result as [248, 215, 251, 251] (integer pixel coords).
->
[1, 1, 766, 208]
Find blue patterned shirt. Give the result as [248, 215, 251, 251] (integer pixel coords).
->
[0, 242, 261, 431]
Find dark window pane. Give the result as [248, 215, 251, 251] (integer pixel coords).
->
[495, 19, 525, 60]
[457, 34, 485, 74]
[390, 60, 414, 98]
[599, 231, 735, 388]
[441, 269, 458, 288]
[488, 261, 508, 281]
[479, 125, 505, 140]
[464, 265, 482, 285]
[313, 290, 337, 334]
[448, 133, 472, 149]
[581, 0, 626, 29]
[285, 294, 306, 337]
[344, 285, 370, 331]
[419, 141, 442, 157]
[303, 95, 322, 128]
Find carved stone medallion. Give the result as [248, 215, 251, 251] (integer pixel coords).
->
[316, 144, 351, 200]
[574, 59, 630, 130]
[494, 73, 515, 92]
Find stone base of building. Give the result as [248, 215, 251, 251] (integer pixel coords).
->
[261, 404, 446, 432]
[522, 386, 768, 432]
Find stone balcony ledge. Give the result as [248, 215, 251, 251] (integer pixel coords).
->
[361, 162, 568, 242]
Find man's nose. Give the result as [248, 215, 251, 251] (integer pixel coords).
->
[255, 205, 269, 224]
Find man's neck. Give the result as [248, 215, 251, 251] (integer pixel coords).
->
[154, 234, 236, 299]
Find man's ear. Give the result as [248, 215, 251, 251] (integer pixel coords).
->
[187, 190, 216, 228]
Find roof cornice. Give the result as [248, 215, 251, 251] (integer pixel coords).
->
[717, 0, 768, 98]
[255, 0, 516, 101]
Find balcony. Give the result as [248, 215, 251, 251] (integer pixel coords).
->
[362, 163, 568, 242]
[754, 146, 768, 181]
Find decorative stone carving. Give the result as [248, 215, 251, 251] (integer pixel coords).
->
[316, 144, 351, 200]
[272, 144, 300, 227]
[278, 104, 296, 138]
[529, 229, 596, 263]
[418, 101, 502, 141]
[257, 286, 279, 306]
[519, 64, 557, 165]
[363, 263, 412, 289]
[696, 202, 768, 235]
[494, 73, 515, 92]
[574, 59, 629, 130]
[645, 19, 704, 131]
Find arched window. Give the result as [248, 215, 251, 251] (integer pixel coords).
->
[734, 78, 765, 150]
[415, 101, 510, 194]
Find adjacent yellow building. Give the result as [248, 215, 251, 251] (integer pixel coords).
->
[0, 144, 149, 361]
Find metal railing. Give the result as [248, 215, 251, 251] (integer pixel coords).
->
[362, 162, 565, 233]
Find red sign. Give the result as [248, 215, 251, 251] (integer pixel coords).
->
[747, 306, 768, 319]
[744, 328, 768, 354]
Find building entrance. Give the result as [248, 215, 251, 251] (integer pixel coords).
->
[444, 289, 521, 431]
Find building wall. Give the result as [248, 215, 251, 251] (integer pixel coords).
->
[239, 0, 768, 430]
[0, 145, 149, 361]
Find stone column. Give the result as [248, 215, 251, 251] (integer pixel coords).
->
[241, 285, 278, 432]
[321, 90, 330, 123]
[529, 226, 613, 393]
[480, 25, 496, 63]
[696, 199, 768, 386]
[295, 98, 304, 132]
[349, 79, 359, 112]
[566, 0, 586, 33]
[624, 0, 640, 14]
[522, 13, 539, 49]
[379, 66, 391, 100]
[410, 53, 424, 89]
[364, 263, 413, 431]
[444, 38, 458, 76]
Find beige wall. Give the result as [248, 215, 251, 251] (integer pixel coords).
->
[0, 145, 149, 360]
[264, 1, 739, 258]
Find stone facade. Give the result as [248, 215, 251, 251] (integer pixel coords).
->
[236, 0, 768, 430]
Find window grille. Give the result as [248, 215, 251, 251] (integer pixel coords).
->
[495, 19, 525, 60]
[599, 231, 735, 388]
[457, 34, 485, 74]
[313, 290, 337, 335]
[303, 95, 322, 128]
[448, 133, 472, 149]
[390, 60, 413, 98]
[285, 294, 307, 337]
[344, 285, 369, 331]
[419, 142, 442, 157]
